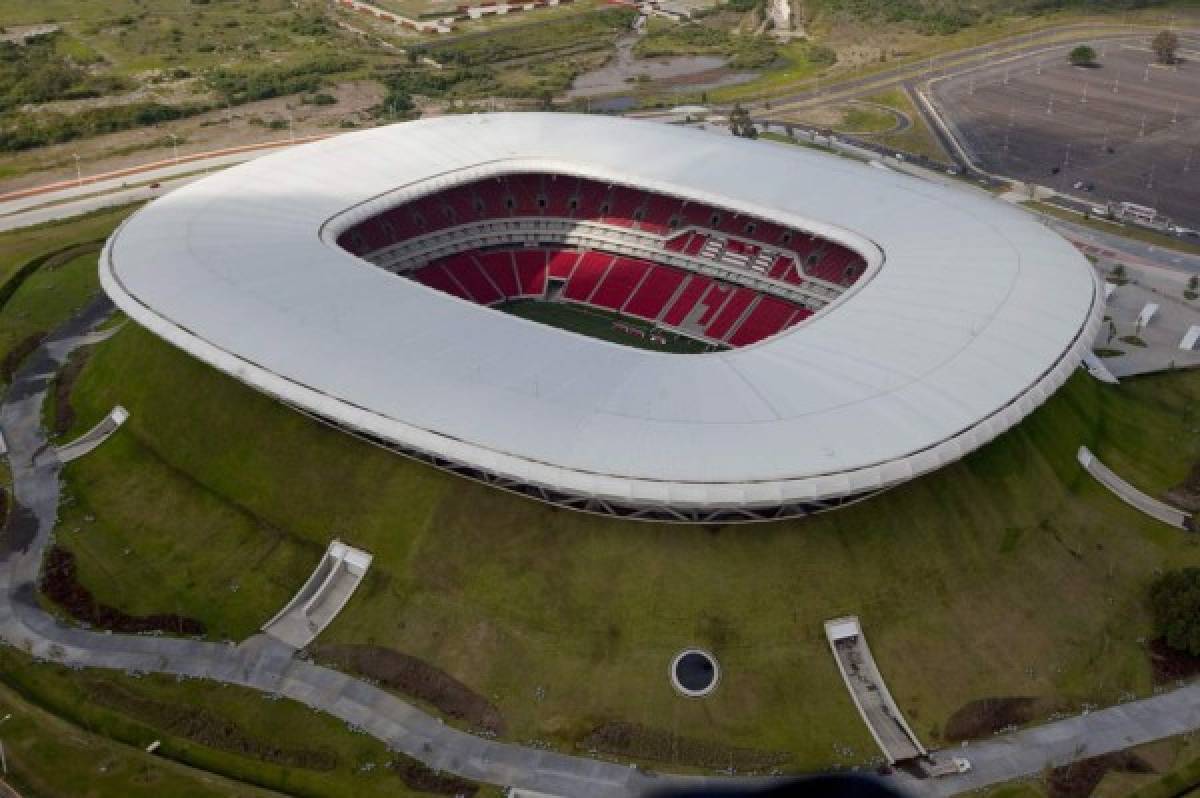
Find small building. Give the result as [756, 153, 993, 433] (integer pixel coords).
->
[1109, 201, 1169, 231]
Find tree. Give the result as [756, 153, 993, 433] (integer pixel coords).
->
[1068, 45, 1096, 67]
[1150, 568, 1200, 656]
[1152, 30, 1179, 65]
[728, 104, 756, 138]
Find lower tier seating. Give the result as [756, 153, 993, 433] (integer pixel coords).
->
[406, 246, 811, 347]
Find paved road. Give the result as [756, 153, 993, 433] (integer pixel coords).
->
[760, 24, 1159, 113]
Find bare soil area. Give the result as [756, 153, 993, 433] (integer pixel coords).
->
[1149, 637, 1200, 685]
[1165, 462, 1200, 514]
[1047, 751, 1154, 798]
[40, 545, 206, 636]
[943, 696, 1042, 741]
[310, 643, 506, 735]
[387, 758, 479, 796]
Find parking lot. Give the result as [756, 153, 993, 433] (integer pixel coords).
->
[931, 34, 1200, 228]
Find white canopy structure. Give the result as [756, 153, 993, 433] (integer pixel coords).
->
[101, 114, 1102, 522]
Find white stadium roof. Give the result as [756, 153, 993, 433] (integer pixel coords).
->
[101, 113, 1103, 521]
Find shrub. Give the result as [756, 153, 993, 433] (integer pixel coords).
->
[205, 54, 361, 105]
[1150, 568, 1200, 657]
[1068, 45, 1096, 66]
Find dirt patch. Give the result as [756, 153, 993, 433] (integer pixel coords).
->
[51, 348, 90, 438]
[388, 757, 479, 796]
[944, 697, 1041, 741]
[1164, 462, 1200, 514]
[86, 679, 338, 770]
[1149, 637, 1200, 685]
[40, 544, 206, 636]
[1, 331, 46, 383]
[1047, 751, 1154, 798]
[310, 643, 505, 735]
[580, 721, 789, 771]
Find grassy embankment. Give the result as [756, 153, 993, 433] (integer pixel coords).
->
[56, 301, 1200, 771]
[0, 206, 494, 798]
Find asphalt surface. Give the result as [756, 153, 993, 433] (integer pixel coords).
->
[929, 34, 1200, 228]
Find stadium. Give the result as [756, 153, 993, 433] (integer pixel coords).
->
[100, 113, 1103, 522]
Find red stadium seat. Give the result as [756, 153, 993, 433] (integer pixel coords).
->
[705, 287, 756, 340]
[475, 251, 520, 298]
[728, 295, 796, 346]
[514, 250, 549, 295]
[590, 257, 652, 311]
[411, 264, 467, 299]
[564, 252, 613, 302]
[543, 175, 579, 217]
[546, 249, 581, 280]
[437, 254, 503, 305]
[662, 275, 712, 326]
[625, 265, 687, 321]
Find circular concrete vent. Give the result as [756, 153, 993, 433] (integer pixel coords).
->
[670, 649, 720, 697]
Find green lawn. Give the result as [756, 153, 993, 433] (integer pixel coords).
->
[0, 665, 280, 798]
[498, 298, 717, 353]
[0, 204, 137, 290]
[0, 647, 491, 798]
[0, 246, 104, 363]
[858, 87, 951, 163]
[55, 316, 1200, 772]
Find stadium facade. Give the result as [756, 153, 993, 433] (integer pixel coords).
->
[101, 113, 1103, 522]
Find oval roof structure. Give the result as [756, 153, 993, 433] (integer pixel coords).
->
[101, 113, 1102, 521]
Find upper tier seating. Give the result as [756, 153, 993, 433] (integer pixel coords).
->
[543, 175, 579, 217]
[340, 173, 867, 289]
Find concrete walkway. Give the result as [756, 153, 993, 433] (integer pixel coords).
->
[4, 298, 1200, 798]
[55, 405, 128, 463]
[1078, 446, 1192, 530]
[903, 686, 1200, 797]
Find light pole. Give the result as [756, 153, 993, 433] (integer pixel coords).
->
[169, 132, 180, 163]
[72, 153, 82, 187]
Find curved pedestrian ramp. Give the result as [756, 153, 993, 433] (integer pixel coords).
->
[261, 540, 372, 649]
[825, 616, 927, 764]
[1078, 446, 1192, 530]
[55, 405, 129, 463]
